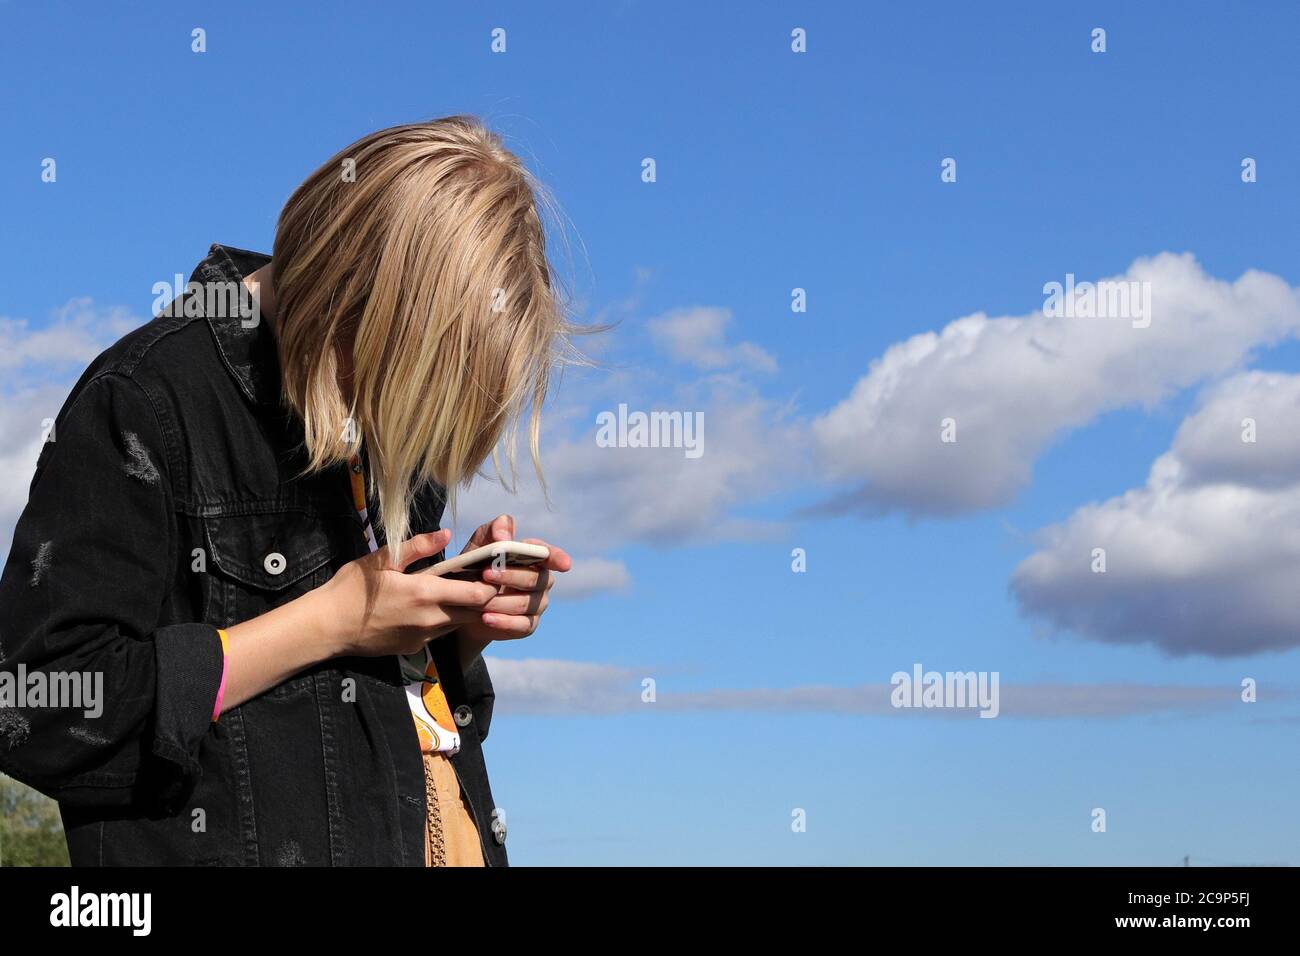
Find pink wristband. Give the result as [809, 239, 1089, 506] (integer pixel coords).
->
[211, 628, 230, 722]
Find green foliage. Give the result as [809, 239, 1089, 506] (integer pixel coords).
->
[0, 773, 70, 867]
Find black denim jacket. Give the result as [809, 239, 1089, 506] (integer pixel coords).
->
[0, 244, 507, 866]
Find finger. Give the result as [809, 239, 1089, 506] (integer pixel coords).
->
[478, 612, 536, 636]
[389, 529, 452, 572]
[422, 576, 499, 607]
[521, 537, 572, 573]
[483, 590, 548, 616]
[463, 513, 515, 552]
[482, 565, 542, 591]
[490, 514, 515, 541]
[463, 521, 493, 550]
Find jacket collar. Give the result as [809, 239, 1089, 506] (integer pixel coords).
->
[186, 245, 448, 526]
[188, 243, 280, 407]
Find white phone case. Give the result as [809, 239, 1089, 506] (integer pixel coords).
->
[426, 540, 550, 578]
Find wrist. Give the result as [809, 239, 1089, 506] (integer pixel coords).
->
[303, 577, 353, 659]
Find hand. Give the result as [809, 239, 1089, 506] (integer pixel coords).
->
[450, 514, 572, 664]
[314, 529, 500, 657]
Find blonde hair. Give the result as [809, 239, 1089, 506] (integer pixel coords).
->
[272, 116, 570, 559]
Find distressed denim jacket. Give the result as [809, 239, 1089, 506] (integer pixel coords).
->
[0, 244, 507, 866]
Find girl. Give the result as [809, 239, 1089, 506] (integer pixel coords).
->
[0, 117, 572, 866]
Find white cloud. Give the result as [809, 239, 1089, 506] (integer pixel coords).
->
[0, 298, 138, 377]
[1012, 370, 1300, 656]
[646, 306, 776, 373]
[460, 379, 804, 552]
[553, 556, 630, 599]
[484, 658, 1260, 718]
[812, 254, 1300, 516]
[1164, 370, 1300, 489]
[483, 657, 640, 714]
[456, 303, 799, 597]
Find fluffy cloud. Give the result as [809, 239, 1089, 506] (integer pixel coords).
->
[646, 306, 776, 373]
[0, 298, 139, 379]
[460, 379, 805, 557]
[812, 254, 1300, 516]
[469, 255, 1300, 601]
[450, 302, 800, 597]
[1164, 370, 1300, 489]
[1012, 371, 1300, 656]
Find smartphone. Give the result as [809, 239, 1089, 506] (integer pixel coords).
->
[426, 540, 551, 580]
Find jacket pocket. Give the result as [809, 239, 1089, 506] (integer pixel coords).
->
[202, 510, 334, 626]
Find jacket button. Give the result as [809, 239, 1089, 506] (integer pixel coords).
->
[453, 705, 473, 727]
[264, 552, 286, 575]
[492, 819, 507, 845]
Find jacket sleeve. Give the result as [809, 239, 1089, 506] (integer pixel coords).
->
[0, 372, 224, 812]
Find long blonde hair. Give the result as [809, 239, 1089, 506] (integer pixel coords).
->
[272, 117, 570, 558]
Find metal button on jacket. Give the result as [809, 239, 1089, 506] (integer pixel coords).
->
[492, 818, 507, 845]
[454, 705, 473, 727]
[264, 551, 286, 575]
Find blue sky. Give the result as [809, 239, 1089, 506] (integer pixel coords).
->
[3, 1, 1300, 865]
